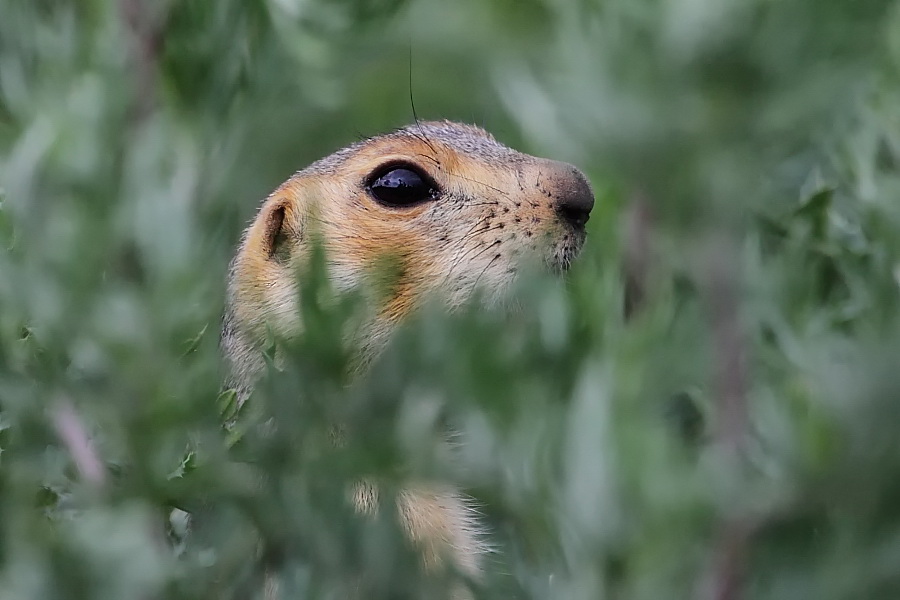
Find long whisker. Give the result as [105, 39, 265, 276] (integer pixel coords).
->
[444, 239, 501, 286]
[413, 153, 510, 197]
[443, 223, 506, 263]
[473, 252, 502, 290]
[452, 216, 494, 249]
[443, 171, 509, 196]
[416, 153, 441, 167]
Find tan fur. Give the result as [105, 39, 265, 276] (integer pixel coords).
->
[222, 121, 594, 594]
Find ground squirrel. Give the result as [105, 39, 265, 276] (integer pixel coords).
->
[221, 120, 594, 592]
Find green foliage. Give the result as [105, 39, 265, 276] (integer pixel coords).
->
[2, 0, 900, 599]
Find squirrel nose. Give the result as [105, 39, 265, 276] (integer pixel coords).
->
[544, 161, 595, 229]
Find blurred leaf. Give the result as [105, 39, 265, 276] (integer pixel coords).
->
[2, 0, 900, 599]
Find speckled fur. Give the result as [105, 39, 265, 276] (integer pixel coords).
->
[221, 121, 593, 593]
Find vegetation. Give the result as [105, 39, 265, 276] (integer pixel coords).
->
[2, 0, 900, 598]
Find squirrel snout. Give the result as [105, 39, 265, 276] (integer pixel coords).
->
[543, 161, 595, 229]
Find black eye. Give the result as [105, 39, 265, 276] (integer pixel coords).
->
[367, 166, 437, 207]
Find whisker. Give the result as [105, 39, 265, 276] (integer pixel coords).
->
[444, 239, 502, 285]
[473, 252, 502, 290]
[444, 171, 509, 196]
[454, 217, 493, 248]
[443, 223, 505, 258]
[416, 153, 441, 167]
[415, 156, 510, 197]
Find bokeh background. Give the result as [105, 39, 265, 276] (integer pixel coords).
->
[2, 0, 900, 598]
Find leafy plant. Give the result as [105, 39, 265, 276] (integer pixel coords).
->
[1, 0, 900, 599]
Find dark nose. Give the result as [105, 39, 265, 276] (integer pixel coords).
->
[545, 161, 595, 228]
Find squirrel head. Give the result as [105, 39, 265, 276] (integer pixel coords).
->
[223, 121, 594, 391]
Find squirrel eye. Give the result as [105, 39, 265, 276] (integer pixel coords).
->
[368, 166, 437, 207]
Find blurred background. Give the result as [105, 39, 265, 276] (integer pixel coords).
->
[2, 0, 900, 598]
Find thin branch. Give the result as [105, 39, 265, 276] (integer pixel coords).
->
[701, 234, 750, 600]
[622, 192, 654, 320]
[52, 400, 106, 487]
[706, 236, 748, 453]
[119, 0, 166, 122]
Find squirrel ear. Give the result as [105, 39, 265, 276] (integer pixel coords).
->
[255, 195, 301, 264]
[264, 203, 289, 262]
